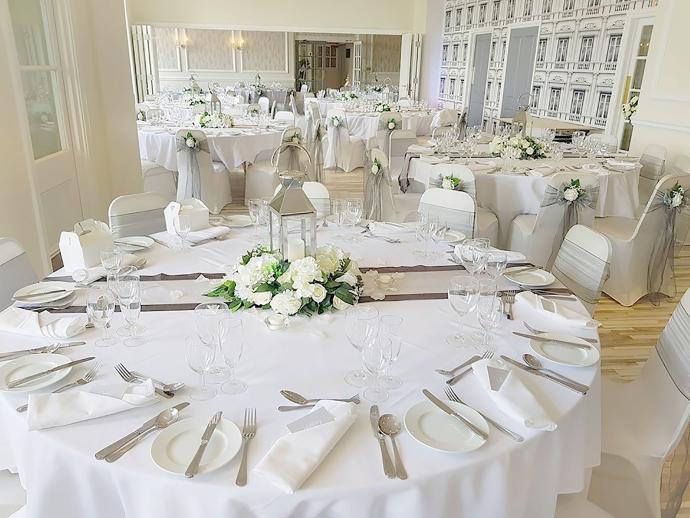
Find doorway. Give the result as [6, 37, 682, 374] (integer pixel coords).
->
[468, 33, 491, 127]
[501, 26, 538, 119]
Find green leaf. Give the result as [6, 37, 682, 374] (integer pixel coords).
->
[254, 283, 273, 293]
[229, 299, 242, 311]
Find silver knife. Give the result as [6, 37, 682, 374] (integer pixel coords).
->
[370, 405, 395, 478]
[512, 331, 592, 350]
[0, 341, 86, 361]
[95, 402, 190, 460]
[506, 266, 539, 275]
[500, 355, 589, 394]
[185, 411, 222, 478]
[7, 356, 95, 388]
[423, 389, 489, 440]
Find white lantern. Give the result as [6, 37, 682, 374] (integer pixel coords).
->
[268, 175, 317, 261]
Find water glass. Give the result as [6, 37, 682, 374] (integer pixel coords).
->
[414, 213, 432, 257]
[185, 337, 217, 401]
[248, 198, 262, 227]
[459, 239, 489, 274]
[174, 214, 192, 249]
[86, 290, 117, 347]
[484, 251, 508, 280]
[117, 272, 144, 347]
[379, 315, 403, 389]
[344, 305, 379, 387]
[219, 316, 247, 395]
[446, 274, 480, 348]
[477, 277, 501, 352]
[362, 335, 391, 403]
[194, 302, 231, 384]
[100, 247, 122, 275]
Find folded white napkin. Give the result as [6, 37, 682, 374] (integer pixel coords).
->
[419, 155, 449, 165]
[254, 401, 357, 493]
[27, 380, 157, 430]
[526, 164, 558, 177]
[466, 161, 498, 174]
[407, 144, 434, 155]
[0, 307, 86, 339]
[472, 358, 557, 431]
[368, 221, 416, 234]
[453, 245, 526, 264]
[513, 291, 597, 328]
[150, 225, 230, 247]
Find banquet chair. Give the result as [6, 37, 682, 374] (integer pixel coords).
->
[108, 192, 168, 238]
[418, 187, 498, 244]
[274, 111, 295, 125]
[593, 173, 690, 306]
[637, 144, 667, 213]
[375, 112, 403, 156]
[258, 97, 270, 114]
[507, 172, 599, 268]
[290, 93, 307, 134]
[585, 133, 618, 153]
[141, 160, 176, 201]
[583, 289, 690, 518]
[0, 237, 37, 311]
[430, 108, 458, 130]
[174, 129, 232, 214]
[388, 130, 418, 183]
[302, 181, 330, 219]
[324, 109, 365, 172]
[306, 102, 322, 144]
[673, 154, 690, 174]
[550, 225, 611, 316]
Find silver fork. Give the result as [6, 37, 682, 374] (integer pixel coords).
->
[523, 322, 598, 344]
[444, 386, 523, 442]
[361, 226, 401, 244]
[446, 351, 493, 385]
[236, 408, 256, 487]
[17, 363, 100, 413]
[502, 292, 515, 320]
[114, 363, 174, 399]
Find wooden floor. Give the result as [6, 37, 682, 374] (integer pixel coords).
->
[225, 167, 690, 514]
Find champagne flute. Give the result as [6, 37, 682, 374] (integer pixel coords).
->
[185, 337, 217, 401]
[477, 277, 501, 353]
[219, 316, 247, 395]
[446, 274, 480, 347]
[344, 306, 379, 387]
[86, 290, 117, 347]
[117, 272, 144, 347]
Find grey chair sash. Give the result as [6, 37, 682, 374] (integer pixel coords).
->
[363, 154, 394, 222]
[418, 202, 475, 238]
[109, 209, 166, 239]
[310, 120, 325, 183]
[176, 136, 209, 201]
[640, 153, 665, 181]
[398, 152, 421, 193]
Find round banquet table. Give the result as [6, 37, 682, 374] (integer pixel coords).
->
[345, 112, 434, 139]
[0, 225, 601, 518]
[408, 156, 641, 247]
[138, 124, 284, 171]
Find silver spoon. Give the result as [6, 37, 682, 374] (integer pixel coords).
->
[522, 353, 585, 384]
[280, 389, 361, 405]
[104, 408, 180, 462]
[379, 414, 407, 480]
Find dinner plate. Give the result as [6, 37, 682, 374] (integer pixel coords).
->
[0, 353, 73, 392]
[151, 416, 242, 476]
[529, 333, 600, 367]
[15, 292, 77, 310]
[404, 400, 488, 453]
[442, 230, 466, 244]
[504, 267, 556, 288]
[115, 236, 155, 251]
[222, 215, 253, 228]
[13, 281, 76, 305]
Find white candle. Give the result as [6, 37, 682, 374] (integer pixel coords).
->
[265, 313, 288, 331]
[286, 238, 305, 261]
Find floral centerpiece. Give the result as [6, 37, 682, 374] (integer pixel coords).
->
[370, 157, 382, 175]
[182, 88, 206, 107]
[330, 115, 342, 128]
[341, 91, 358, 101]
[246, 104, 261, 116]
[622, 95, 638, 123]
[386, 118, 397, 130]
[206, 245, 362, 316]
[489, 135, 548, 160]
[136, 109, 146, 122]
[372, 85, 384, 93]
[665, 183, 687, 210]
[375, 102, 392, 112]
[196, 111, 234, 128]
[441, 175, 463, 191]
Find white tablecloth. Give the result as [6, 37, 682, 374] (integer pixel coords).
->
[409, 158, 640, 246]
[1, 226, 601, 518]
[138, 127, 283, 171]
[344, 113, 434, 139]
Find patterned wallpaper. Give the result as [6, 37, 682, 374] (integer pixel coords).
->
[186, 29, 235, 71]
[154, 27, 179, 70]
[241, 31, 287, 72]
[372, 34, 401, 73]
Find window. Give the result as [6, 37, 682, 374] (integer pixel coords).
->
[493, 0, 501, 21]
[496, 81, 502, 102]
[449, 78, 456, 97]
[506, 0, 515, 20]
[548, 87, 562, 115]
[440, 77, 446, 96]
[325, 45, 337, 68]
[606, 34, 622, 63]
[536, 38, 548, 65]
[596, 92, 612, 121]
[486, 81, 493, 102]
[466, 5, 474, 24]
[530, 86, 541, 109]
[501, 40, 507, 61]
[563, 0, 575, 14]
[463, 43, 469, 62]
[479, 3, 487, 23]
[555, 37, 569, 68]
[452, 44, 459, 63]
[490, 41, 497, 62]
[459, 78, 465, 98]
[578, 36, 594, 69]
[445, 10, 451, 29]
[542, 0, 553, 14]
[456, 8, 463, 27]
[523, 0, 533, 16]
[442, 44, 449, 63]
[615, 0, 630, 12]
[587, 0, 601, 14]
[570, 90, 585, 119]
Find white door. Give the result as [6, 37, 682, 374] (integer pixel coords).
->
[468, 33, 491, 128]
[6, 0, 82, 253]
[399, 33, 422, 100]
[352, 41, 362, 89]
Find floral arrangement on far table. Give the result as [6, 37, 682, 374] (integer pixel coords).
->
[489, 135, 549, 160]
[206, 245, 362, 316]
[375, 102, 392, 112]
[622, 95, 638, 123]
[136, 109, 146, 121]
[183, 90, 206, 107]
[341, 91, 358, 100]
[246, 104, 262, 116]
[665, 183, 687, 210]
[196, 111, 234, 128]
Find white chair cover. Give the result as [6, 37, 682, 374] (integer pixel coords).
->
[305, 102, 322, 145]
[302, 181, 330, 219]
[258, 97, 270, 114]
[426, 164, 477, 197]
[324, 110, 364, 172]
[175, 129, 232, 214]
[272, 139, 312, 177]
[376, 113, 403, 156]
[363, 149, 396, 222]
[418, 188, 476, 238]
[108, 192, 168, 238]
[274, 111, 295, 125]
[638, 145, 667, 209]
[0, 238, 37, 311]
[431, 109, 458, 129]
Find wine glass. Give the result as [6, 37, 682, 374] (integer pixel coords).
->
[219, 315, 247, 395]
[477, 277, 501, 353]
[86, 290, 117, 347]
[414, 213, 432, 258]
[344, 305, 379, 387]
[484, 251, 508, 280]
[174, 214, 192, 249]
[430, 217, 448, 251]
[459, 239, 489, 275]
[446, 274, 480, 347]
[362, 334, 391, 403]
[194, 302, 231, 384]
[344, 199, 363, 240]
[379, 315, 403, 389]
[117, 272, 144, 347]
[185, 337, 217, 401]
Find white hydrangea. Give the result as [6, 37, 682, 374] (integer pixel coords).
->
[315, 245, 346, 275]
[563, 188, 580, 202]
[270, 290, 301, 315]
[279, 256, 323, 286]
[489, 136, 505, 155]
[672, 192, 683, 208]
[442, 178, 454, 190]
[185, 137, 196, 148]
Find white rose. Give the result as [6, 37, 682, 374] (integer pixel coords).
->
[270, 290, 301, 315]
[388, 122, 396, 130]
[332, 294, 352, 311]
[376, 105, 383, 112]
[526, 147, 534, 155]
[371, 163, 380, 175]
[672, 193, 683, 208]
[251, 291, 273, 306]
[442, 178, 454, 190]
[332, 117, 341, 127]
[563, 188, 579, 202]
[311, 284, 327, 303]
[137, 112, 144, 121]
[336, 271, 358, 287]
[291, 135, 300, 143]
[185, 137, 196, 148]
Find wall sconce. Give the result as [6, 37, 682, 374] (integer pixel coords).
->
[175, 34, 188, 49]
[233, 35, 245, 52]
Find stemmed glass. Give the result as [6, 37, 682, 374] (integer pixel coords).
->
[414, 213, 433, 258]
[174, 214, 192, 250]
[477, 277, 501, 353]
[446, 274, 480, 347]
[185, 337, 217, 401]
[344, 199, 363, 241]
[116, 271, 145, 347]
[430, 217, 448, 251]
[484, 251, 508, 280]
[248, 198, 263, 238]
[100, 247, 122, 276]
[572, 131, 586, 157]
[458, 238, 489, 275]
[362, 334, 391, 403]
[194, 302, 231, 384]
[329, 199, 346, 239]
[379, 315, 403, 389]
[344, 305, 379, 387]
[219, 315, 247, 395]
[86, 290, 117, 347]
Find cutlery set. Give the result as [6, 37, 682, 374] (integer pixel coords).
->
[278, 389, 361, 411]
